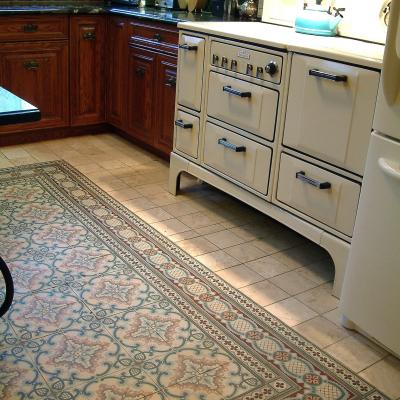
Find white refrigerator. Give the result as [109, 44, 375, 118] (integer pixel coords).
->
[340, 0, 400, 357]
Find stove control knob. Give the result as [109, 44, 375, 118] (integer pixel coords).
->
[212, 54, 219, 66]
[246, 64, 253, 75]
[265, 61, 278, 76]
[221, 57, 228, 68]
[231, 60, 237, 71]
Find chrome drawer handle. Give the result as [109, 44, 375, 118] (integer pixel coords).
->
[218, 138, 246, 152]
[295, 171, 331, 189]
[83, 31, 96, 41]
[309, 69, 347, 82]
[223, 85, 251, 98]
[175, 119, 193, 129]
[179, 43, 198, 51]
[23, 60, 39, 70]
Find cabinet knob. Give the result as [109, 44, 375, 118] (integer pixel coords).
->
[23, 24, 38, 33]
[83, 31, 96, 41]
[135, 67, 145, 76]
[23, 60, 39, 71]
[153, 33, 162, 42]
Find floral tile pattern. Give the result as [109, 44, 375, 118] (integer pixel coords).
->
[0, 161, 388, 400]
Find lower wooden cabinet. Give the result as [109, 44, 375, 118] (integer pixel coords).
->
[155, 53, 177, 154]
[126, 46, 177, 154]
[127, 46, 157, 145]
[0, 40, 69, 132]
[70, 16, 106, 126]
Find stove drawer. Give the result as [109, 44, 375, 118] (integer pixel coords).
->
[177, 34, 205, 112]
[203, 122, 272, 195]
[174, 110, 199, 159]
[277, 153, 360, 236]
[283, 54, 379, 175]
[207, 71, 278, 141]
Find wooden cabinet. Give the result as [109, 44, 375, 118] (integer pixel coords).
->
[70, 16, 106, 126]
[155, 54, 177, 153]
[0, 40, 69, 132]
[127, 46, 156, 145]
[107, 17, 129, 129]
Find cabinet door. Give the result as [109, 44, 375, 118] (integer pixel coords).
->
[70, 16, 105, 126]
[0, 40, 69, 132]
[127, 46, 156, 145]
[107, 16, 129, 129]
[155, 53, 177, 155]
[283, 54, 379, 175]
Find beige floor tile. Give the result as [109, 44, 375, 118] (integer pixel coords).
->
[194, 223, 226, 236]
[295, 285, 339, 314]
[168, 230, 200, 243]
[325, 334, 388, 372]
[205, 230, 246, 249]
[294, 316, 349, 348]
[107, 188, 142, 202]
[0, 156, 13, 168]
[195, 250, 241, 272]
[251, 229, 306, 255]
[265, 298, 318, 327]
[162, 201, 200, 217]
[177, 211, 222, 230]
[323, 307, 344, 327]
[10, 156, 39, 166]
[151, 218, 191, 236]
[271, 242, 329, 269]
[240, 280, 289, 306]
[1, 146, 31, 159]
[74, 163, 103, 174]
[96, 178, 129, 193]
[147, 191, 183, 206]
[296, 258, 335, 285]
[269, 270, 319, 295]
[245, 256, 296, 279]
[136, 207, 174, 223]
[99, 160, 127, 170]
[360, 356, 400, 399]
[177, 237, 219, 257]
[135, 183, 167, 196]
[216, 265, 264, 288]
[225, 243, 266, 263]
[121, 197, 157, 212]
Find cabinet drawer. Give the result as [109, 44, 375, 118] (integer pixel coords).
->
[284, 54, 380, 175]
[207, 71, 278, 141]
[0, 16, 68, 42]
[130, 20, 178, 55]
[203, 122, 272, 194]
[174, 110, 199, 159]
[277, 153, 360, 236]
[177, 34, 205, 112]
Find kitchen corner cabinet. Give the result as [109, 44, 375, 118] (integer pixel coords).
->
[0, 40, 69, 132]
[70, 16, 106, 126]
[107, 17, 130, 129]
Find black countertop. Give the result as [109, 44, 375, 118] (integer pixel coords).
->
[0, 87, 41, 126]
[0, 2, 243, 24]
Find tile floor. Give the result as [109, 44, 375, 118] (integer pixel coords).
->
[1, 132, 400, 399]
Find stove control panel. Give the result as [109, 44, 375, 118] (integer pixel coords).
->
[210, 40, 283, 84]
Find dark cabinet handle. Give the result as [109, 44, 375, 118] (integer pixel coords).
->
[218, 138, 246, 152]
[83, 31, 96, 41]
[165, 77, 176, 87]
[175, 119, 193, 129]
[153, 33, 162, 41]
[23, 24, 38, 33]
[23, 60, 39, 70]
[135, 67, 145, 76]
[179, 44, 198, 51]
[223, 85, 251, 98]
[309, 69, 347, 82]
[295, 171, 331, 189]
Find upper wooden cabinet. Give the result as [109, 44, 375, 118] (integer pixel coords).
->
[107, 17, 130, 130]
[0, 40, 69, 133]
[70, 16, 106, 126]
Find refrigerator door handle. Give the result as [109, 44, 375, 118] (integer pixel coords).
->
[378, 157, 400, 180]
[382, 0, 400, 105]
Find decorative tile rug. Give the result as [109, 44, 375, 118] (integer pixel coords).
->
[0, 161, 386, 400]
